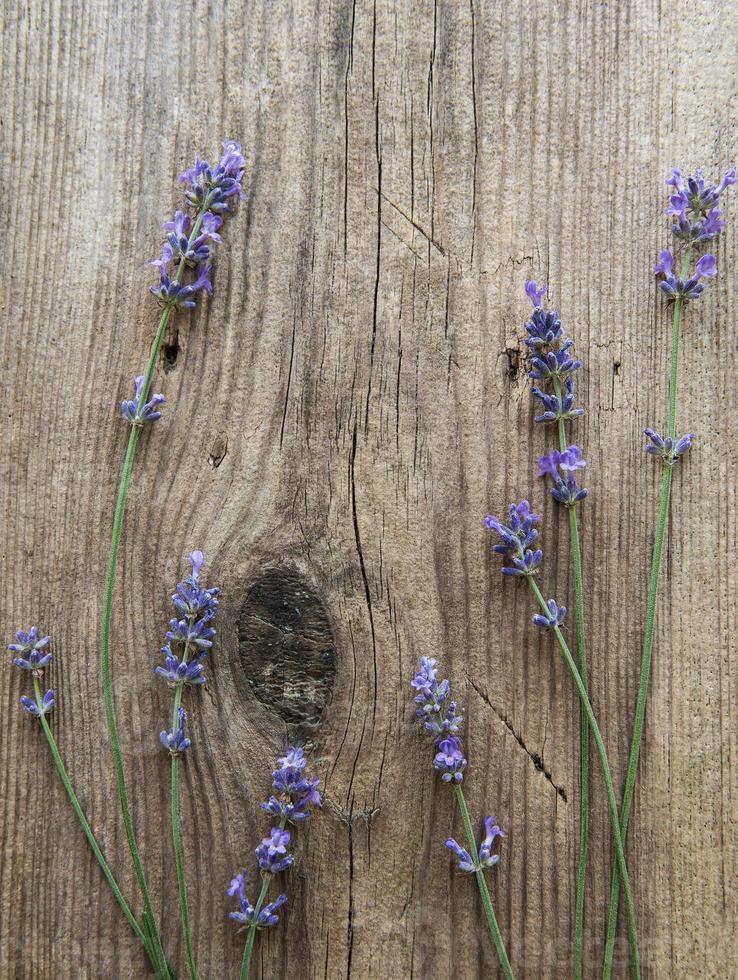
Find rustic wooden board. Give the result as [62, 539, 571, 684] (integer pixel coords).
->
[1, 1, 736, 977]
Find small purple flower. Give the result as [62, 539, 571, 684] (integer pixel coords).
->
[666, 166, 735, 213]
[644, 428, 695, 466]
[256, 828, 294, 874]
[524, 280, 548, 308]
[120, 375, 165, 426]
[446, 816, 504, 873]
[532, 598, 567, 630]
[478, 816, 505, 867]
[160, 707, 191, 755]
[433, 736, 467, 783]
[485, 501, 544, 576]
[9, 628, 52, 673]
[228, 871, 287, 929]
[538, 447, 588, 507]
[656, 251, 717, 301]
[264, 746, 322, 822]
[445, 838, 476, 873]
[20, 689, 55, 717]
[654, 250, 674, 277]
[531, 377, 585, 424]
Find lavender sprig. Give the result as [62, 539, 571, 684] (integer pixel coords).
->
[523, 280, 591, 979]
[232, 746, 321, 979]
[603, 166, 734, 980]
[410, 658, 514, 979]
[99, 140, 243, 980]
[486, 507, 640, 977]
[9, 631, 149, 956]
[157, 551, 220, 980]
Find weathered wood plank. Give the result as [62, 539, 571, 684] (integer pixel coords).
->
[1, 0, 736, 977]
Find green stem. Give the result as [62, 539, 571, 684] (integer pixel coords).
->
[32, 677, 147, 948]
[527, 578, 640, 980]
[169, 636, 198, 980]
[239, 878, 270, 980]
[602, 250, 690, 979]
[552, 380, 590, 980]
[99, 209, 207, 979]
[454, 784, 515, 980]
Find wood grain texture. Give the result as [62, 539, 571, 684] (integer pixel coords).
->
[1, 1, 736, 977]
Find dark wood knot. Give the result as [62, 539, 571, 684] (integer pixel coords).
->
[237, 567, 336, 744]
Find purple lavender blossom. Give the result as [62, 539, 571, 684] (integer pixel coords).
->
[160, 707, 191, 755]
[120, 375, 165, 425]
[484, 501, 543, 576]
[150, 141, 244, 309]
[524, 308, 564, 350]
[528, 340, 582, 382]
[228, 871, 287, 929]
[154, 645, 206, 686]
[524, 280, 548, 307]
[411, 657, 468, 783]
[433, 736, 467, 783]
[255, 828, 294, 874]
[532, 378, 585, 424]
[411, 656, 464, 739]
[532, 599, 567, 630]
[9, 628, 52, 673]
[538, 447, 588, 507]
[20, 689, 55, 717]
[644, 428, 695, 466]
[261, 746, 322, 824]
[445, 838, 476, 873]
[666, 167, 735, 215]
[446, 816, 505, 873]
[655, 249, 718, 301]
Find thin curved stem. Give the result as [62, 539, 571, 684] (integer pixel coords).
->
[454, 784, 515, 980]
[552, 379, 589, 980]
[602, 251, 691, 978]
[99, 210, 207, 979]
[527, 578, 640, 980]
[32, 678, 147, 947]
[169, 636, 198, 980]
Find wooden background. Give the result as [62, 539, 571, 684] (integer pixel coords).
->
[1, 0, 736, 977]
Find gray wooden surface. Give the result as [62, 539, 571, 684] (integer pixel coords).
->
[1, 0, 736, 977]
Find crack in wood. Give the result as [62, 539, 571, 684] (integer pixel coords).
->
[469, 678, 567, 801]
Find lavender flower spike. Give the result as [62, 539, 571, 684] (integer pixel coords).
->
[485, 501, 543, 576]
[644, 428, 695, 466]
[9, 627, 52, 673]
[150, 140, 245, 309]
[155, 551, 220, 688]
[532, 599, 567, 630]
[120, 375, 165, 425]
